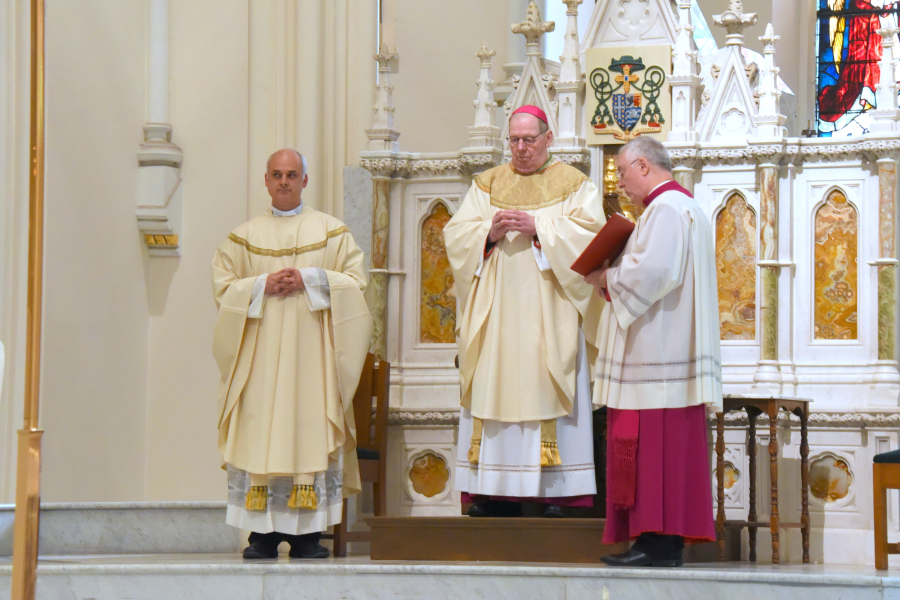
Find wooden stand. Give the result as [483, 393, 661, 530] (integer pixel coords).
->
[715, 395, 811, 564]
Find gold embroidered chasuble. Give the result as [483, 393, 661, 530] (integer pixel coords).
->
[444, 160, 607, 423]
[211, 206, 372, 498]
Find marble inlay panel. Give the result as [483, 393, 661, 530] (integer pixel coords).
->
[809, 455, 852, 503]
[878, 266, 897, 360]
[408, 452, 450, 498]
[723, 461, 740, 490]
[420, 203, 456, 343]
[343, 166, 374, 269]
[716, 194, 757, 340]
[879, 159, 896, 258]
[814, 190, 858, 340]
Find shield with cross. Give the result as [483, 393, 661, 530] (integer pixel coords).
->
[585, 46, 672, 144]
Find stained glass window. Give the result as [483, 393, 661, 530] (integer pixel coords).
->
[816, 0, 900, 137]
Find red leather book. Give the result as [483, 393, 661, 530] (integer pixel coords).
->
[570, 213, 635, 276]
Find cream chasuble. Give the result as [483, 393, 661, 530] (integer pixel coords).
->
[591, 185, 723, 412]
[444, 159, 606, 497]
[212, 205, 372, 534]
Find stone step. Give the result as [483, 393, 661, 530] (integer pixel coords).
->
[0, 555, 895, 600]
[0, 502, 242, 556]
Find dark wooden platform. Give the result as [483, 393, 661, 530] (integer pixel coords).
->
[365, 517, 628, 563]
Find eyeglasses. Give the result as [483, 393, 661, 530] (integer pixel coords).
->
[507, 131, 547, 147]
[615, 159, 641, 179]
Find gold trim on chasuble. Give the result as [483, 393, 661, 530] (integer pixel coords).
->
[228, 226, 349, 257]
[475, 162, 588, 211]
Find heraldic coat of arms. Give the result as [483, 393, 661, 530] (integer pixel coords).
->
[590, 55, 667, 141]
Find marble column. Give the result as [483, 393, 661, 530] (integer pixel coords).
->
[877, 157, 898, 366]
[672, 164, 694, 195]
[369, 178, 391, 360]
[755, 163, 781, 387]
[363, 44, 401, 360]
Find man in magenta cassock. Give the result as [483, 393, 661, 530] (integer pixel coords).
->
[586, 136, 722, 567]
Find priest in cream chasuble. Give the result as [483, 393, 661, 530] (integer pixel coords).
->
[586, 137, 721, 568]
[444, 106, 607, 516]
[212, 149, 372, 558]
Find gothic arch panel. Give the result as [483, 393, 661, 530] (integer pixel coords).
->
[814, 189, 859, 340]
[420, 201, 456, 344]
[716, 193, 757, 340]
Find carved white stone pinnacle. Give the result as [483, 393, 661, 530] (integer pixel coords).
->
[871, 26, 900, 131]
[562, 0, 583, 16]
[369, 43, 400, 151]
[672, 0, 698, 77]
[511, 1, 555, 48]
[558, 0, 582, 83]
[713, 0, 758, 46]
[374, 42, 397, 71]
[470, 42, 499, 132]
[760, 22, 780, 51]
[476, 41, 496, 66]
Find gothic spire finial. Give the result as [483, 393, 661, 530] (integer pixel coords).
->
[713, 0, 757, 47]
[511, 1, 555, 49]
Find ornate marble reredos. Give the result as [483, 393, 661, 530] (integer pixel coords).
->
[388, 409, 900, 429]
[362, 138, 900, 179]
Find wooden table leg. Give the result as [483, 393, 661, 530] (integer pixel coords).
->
[769, 408, 780, 564]
[748, 411, 758, 562]
[800, 409, 810, 564]
[874, 463, 889, 570]
[716, 412, 726, 561]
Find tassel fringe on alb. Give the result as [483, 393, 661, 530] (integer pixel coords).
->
[245, 486, 268, 512]
[288, 484, 318, 510]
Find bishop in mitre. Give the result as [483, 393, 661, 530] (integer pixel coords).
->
[212, 149, 372, 559]
[444, 105, 607, 517]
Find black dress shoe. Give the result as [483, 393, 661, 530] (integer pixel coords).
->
[466, 501, 523, 517]
[288, 542, 330, 559]
[541, 504, 567, 518]
[286, 532, 330, 559]
[242, 539, 280, 559]
[600, 547, 683, 567]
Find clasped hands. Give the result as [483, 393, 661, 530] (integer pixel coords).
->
[489, 209, 537, 242]
[583, 261, 609, 296]
[265, 268, 305, 296]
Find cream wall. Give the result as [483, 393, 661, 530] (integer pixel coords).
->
[142, 1, 251, 501]
[0, 0, 377, 503]
[0, 0, 32, 502]
[391, 0, 511, 153]
[40, 0, 150, 501]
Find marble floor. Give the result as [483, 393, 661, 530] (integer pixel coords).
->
[1, 554, 900, 600]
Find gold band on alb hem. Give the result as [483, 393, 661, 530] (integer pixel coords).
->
[228, 226, 349, 257]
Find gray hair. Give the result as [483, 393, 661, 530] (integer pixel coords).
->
[620, 136, 672, 172]
[267, 149, 308, 178]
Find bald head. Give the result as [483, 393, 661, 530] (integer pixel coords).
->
[265, 148, 309, 211]
[267, 148, 307, 178]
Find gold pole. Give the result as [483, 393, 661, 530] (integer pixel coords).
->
[11, 0, 45, 598]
